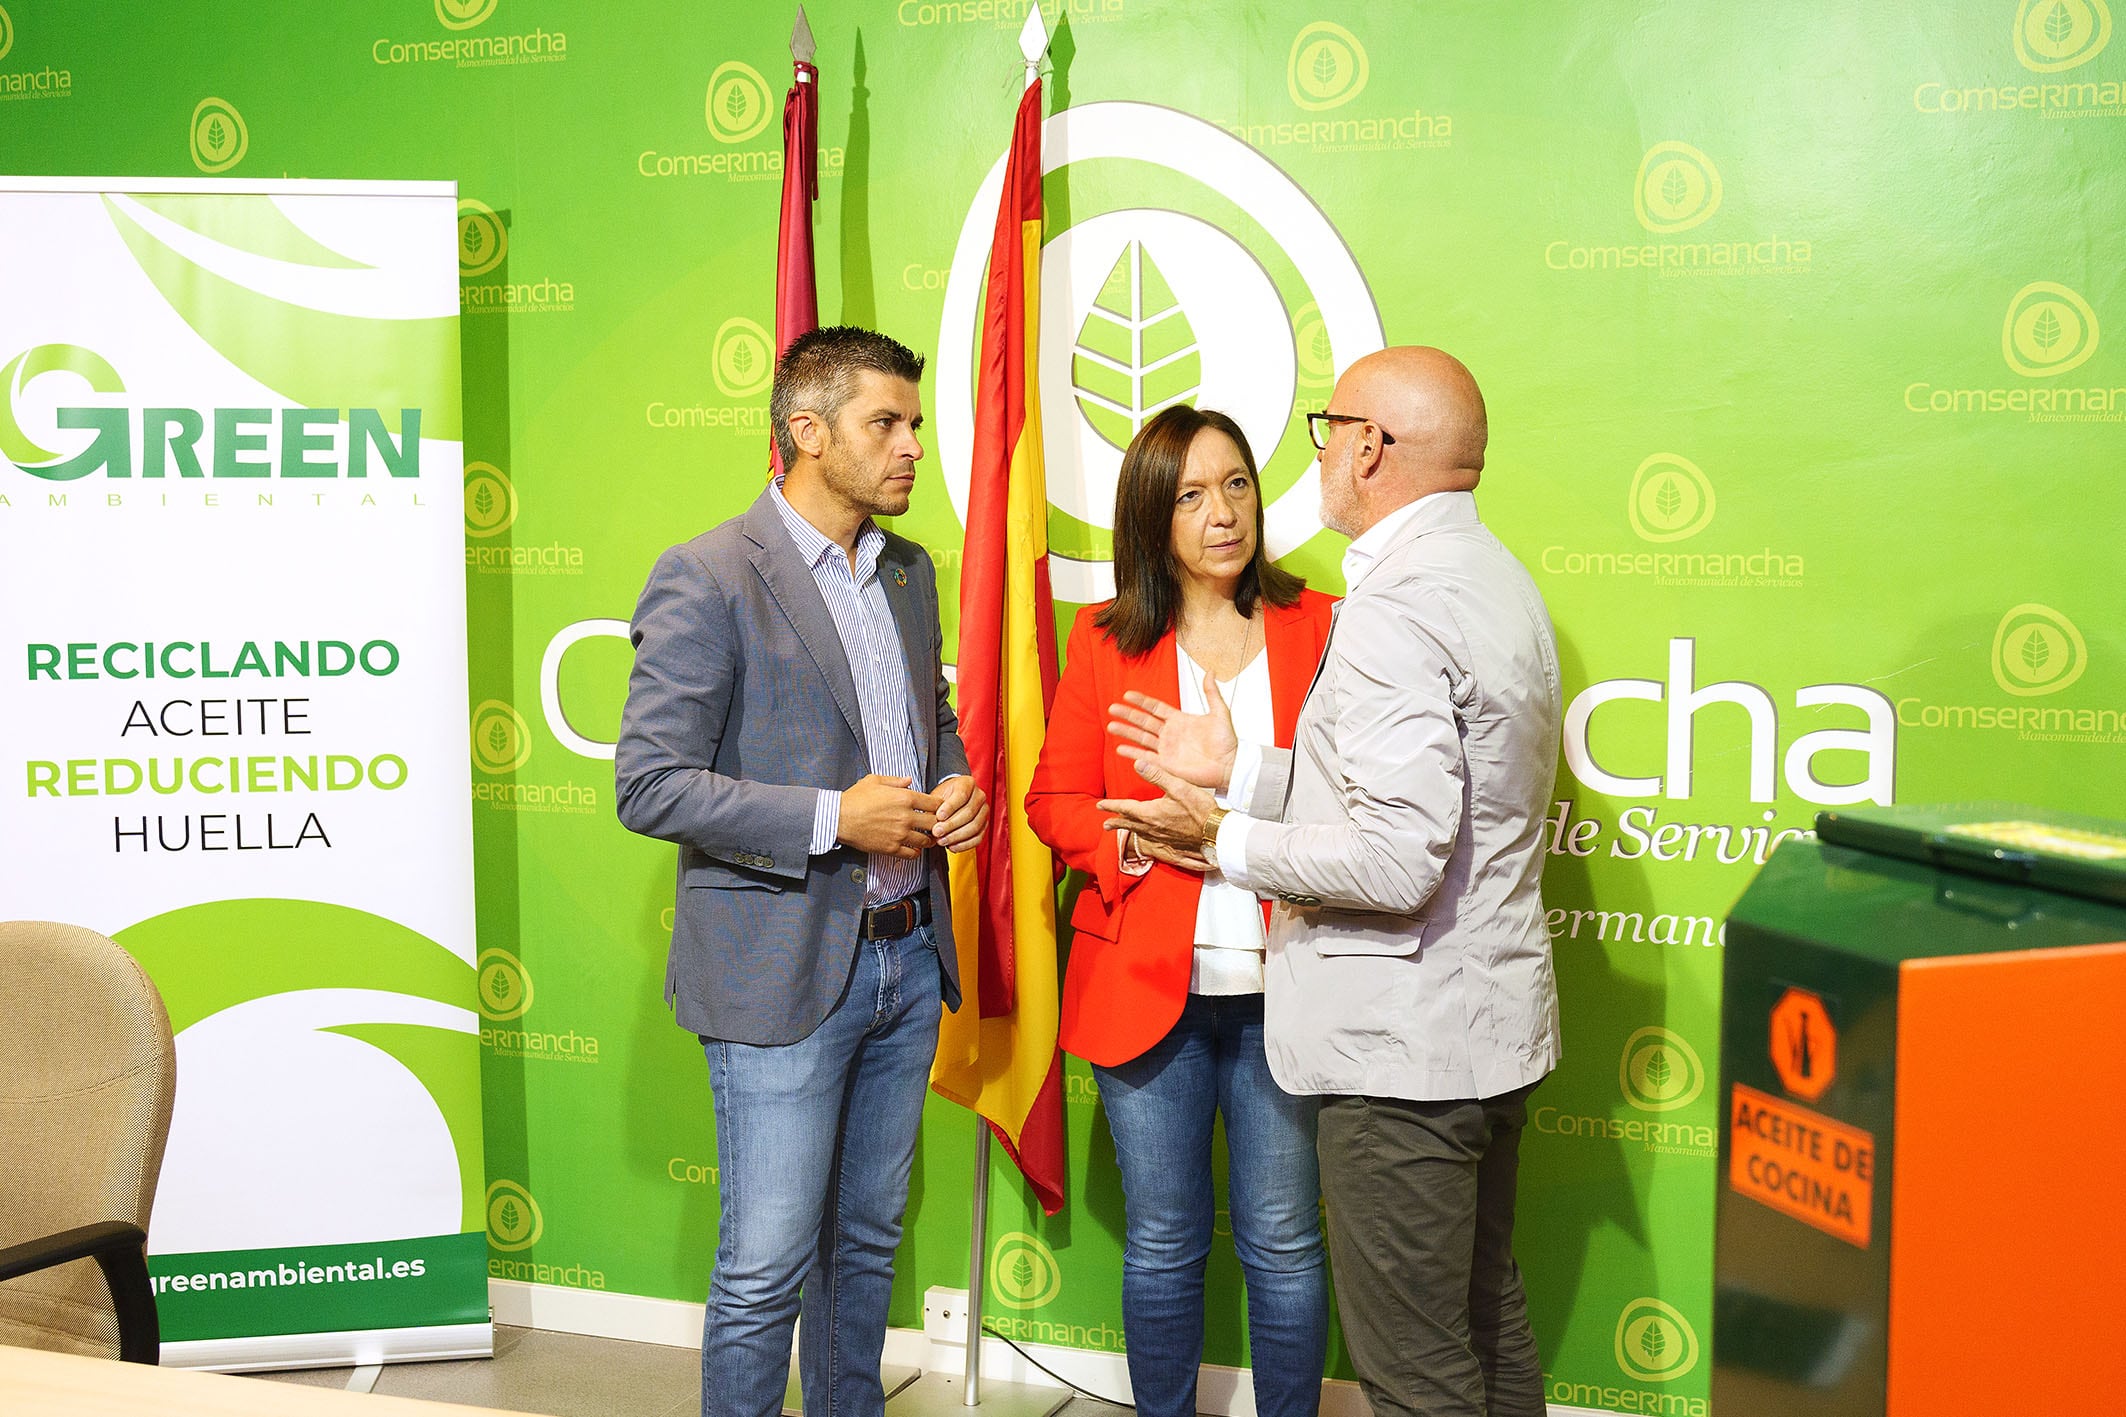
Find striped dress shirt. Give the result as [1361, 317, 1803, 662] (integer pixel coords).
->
[769, 479, 929, 907]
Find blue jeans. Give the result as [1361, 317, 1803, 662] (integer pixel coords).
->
[1094, 992, 1329, 1417]
[700, 923, 941, 1417]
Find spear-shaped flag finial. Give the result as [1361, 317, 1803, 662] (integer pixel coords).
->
[1018, 5, 1049, 74]
[791, 4, 816, 68]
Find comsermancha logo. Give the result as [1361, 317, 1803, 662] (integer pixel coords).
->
[1634, 142, 1721, 233]
[0, 5, 15, 63]
[2014, 0, 2112, 71]
[486, 1179, 543, 1252]
[435, 0, 499, 32]
[471, 699, 534, 774]
[706, 60, 772, 143]
[1613, 1297, 1700, 1383]
[477, 948, 534, 1023]
[464, 461, 519, 537]
[988, 1231, 1061, 1311]
[1286, 21, 1368, 111]
[457, 199, 508, 278]
[189, 96, 248, 175]
[2001, 281, 2100, 377]
[712, 316, 774, 399]
[1618, 1026, 1706, 1113]
[1626, 454, 1716, 543]
[1991, 603, 2089, 696]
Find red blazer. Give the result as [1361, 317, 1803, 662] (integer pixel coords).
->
[1026, 589, 1337, 1067]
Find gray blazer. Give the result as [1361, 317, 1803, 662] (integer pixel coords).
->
[615, 489, 969, 1045]
[1243, 491, 1563, 1101]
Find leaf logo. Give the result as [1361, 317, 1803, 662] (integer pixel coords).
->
[486, 1179, 543, 1252]
[1071, 242, 1202, 451]
[1626, 454, 1716, 543]
[0, 6, 14, 63]
[1990, 603, 2089, 696]
[188, 97, 250, 176]
[988, 1230, 1062, 1310]
[471, 699, 534, 775]
[712, 315, 774, 399]
[2001, 281, 2099, 377]
[435, 0, 499, 32]
[0, 344, 125, 474]
[1286, 21, 1369, 111]
[457, 198, 509, 279]
[2014, 0, 2112, 70]
[1614, 1297, 1699, 1382]
[476, 949, 534, 1023]
[464, 461, 519, 539]
[1633, 142, 1721, 234]
[1292, 300, 1335, 389]
[1619, 1026, 1706, 1112]
[705, 61, 773, 144]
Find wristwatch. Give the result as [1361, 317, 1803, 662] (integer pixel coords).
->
[1200, 806, 1229, 870]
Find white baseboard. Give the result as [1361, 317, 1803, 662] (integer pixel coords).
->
[161, 1322, 493, 1373]
[488, 1282, 1607, 1416]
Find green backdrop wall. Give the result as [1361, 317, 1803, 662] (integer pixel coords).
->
[6, 1, 2121, 1410]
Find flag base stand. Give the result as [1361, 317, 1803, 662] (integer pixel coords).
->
[782, 1364, 920, 1414]
[887, 1371, 1072, 1417]
[886, 1123, 1073, 1416]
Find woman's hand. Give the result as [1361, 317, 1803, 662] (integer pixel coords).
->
[1135, 836, 1211, 874]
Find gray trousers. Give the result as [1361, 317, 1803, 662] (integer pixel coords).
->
[1316, 1083, 1544, 1417]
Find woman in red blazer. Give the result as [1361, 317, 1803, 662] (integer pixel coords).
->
[1027, 405, 1335, 1417]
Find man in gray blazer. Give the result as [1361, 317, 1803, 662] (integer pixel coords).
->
[616, 326, 988, 1417]
[1103, 347, 1562, 1417]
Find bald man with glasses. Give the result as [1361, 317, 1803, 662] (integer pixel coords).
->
[1103, 347, 1563, 1417]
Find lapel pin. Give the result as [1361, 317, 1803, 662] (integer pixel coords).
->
[891, 567, 908, 587]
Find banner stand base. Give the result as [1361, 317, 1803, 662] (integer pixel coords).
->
[161, 1321, 494, 1373]
[887, 1370, 1071, 1417]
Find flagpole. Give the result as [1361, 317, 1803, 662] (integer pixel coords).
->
[892, 11, 1062, 1415]
[960, 1124, 993, 1406]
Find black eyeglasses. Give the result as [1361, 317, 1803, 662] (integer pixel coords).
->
[1306, 411, 1398, 451]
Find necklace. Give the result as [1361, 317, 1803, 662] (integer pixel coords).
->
[1183, 611, 1263, 720]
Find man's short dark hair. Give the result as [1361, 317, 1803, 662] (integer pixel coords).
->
[768, 326, 926, 469]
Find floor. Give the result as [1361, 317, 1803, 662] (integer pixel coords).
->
[249, 1326, 1124, 1417]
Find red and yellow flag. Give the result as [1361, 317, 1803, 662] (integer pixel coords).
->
[933, 78, 1064, 1215]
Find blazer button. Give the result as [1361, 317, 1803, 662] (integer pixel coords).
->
[852, 867, 866, 884]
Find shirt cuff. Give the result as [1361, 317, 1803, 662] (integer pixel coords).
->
[811, 788, 841, 855]
[1217, 811, 1258, 889]
[1220, 740, 1266, 810]
[1117, 828, 1153, 876]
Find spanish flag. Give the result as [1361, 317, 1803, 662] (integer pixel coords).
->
[933, 77, 1065, 1216]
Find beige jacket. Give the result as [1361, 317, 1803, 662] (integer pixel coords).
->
[1227, 491, 1563, 1101]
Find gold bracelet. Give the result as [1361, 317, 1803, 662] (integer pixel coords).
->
[1201, 806, 1230, 868]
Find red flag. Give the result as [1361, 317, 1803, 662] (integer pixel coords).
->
[771, 13, 818, 474]
[931, 78, 1065, 1216]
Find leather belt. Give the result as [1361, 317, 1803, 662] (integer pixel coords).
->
[858, 890, 932, 941]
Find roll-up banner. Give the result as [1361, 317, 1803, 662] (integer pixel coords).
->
[0, 177, 488, 1370]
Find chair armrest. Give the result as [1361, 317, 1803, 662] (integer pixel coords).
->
[0, 1221, 161, 1364]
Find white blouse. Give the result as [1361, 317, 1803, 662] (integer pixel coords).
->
[1177, 643, 1273, 995]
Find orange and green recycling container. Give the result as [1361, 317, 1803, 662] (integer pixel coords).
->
[1714, 802, 2126, 1416]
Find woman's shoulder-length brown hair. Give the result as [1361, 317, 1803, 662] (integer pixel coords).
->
[1092, 404, 1305, 659]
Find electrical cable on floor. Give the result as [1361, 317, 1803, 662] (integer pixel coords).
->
[979, 1322, 1134, 1408]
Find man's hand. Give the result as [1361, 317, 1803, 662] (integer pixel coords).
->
[1107, 672, 1238, 790]
[1099, 759, 1218, 855]
[838, 775, 941, 859]
[931, 775, 990, 853]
